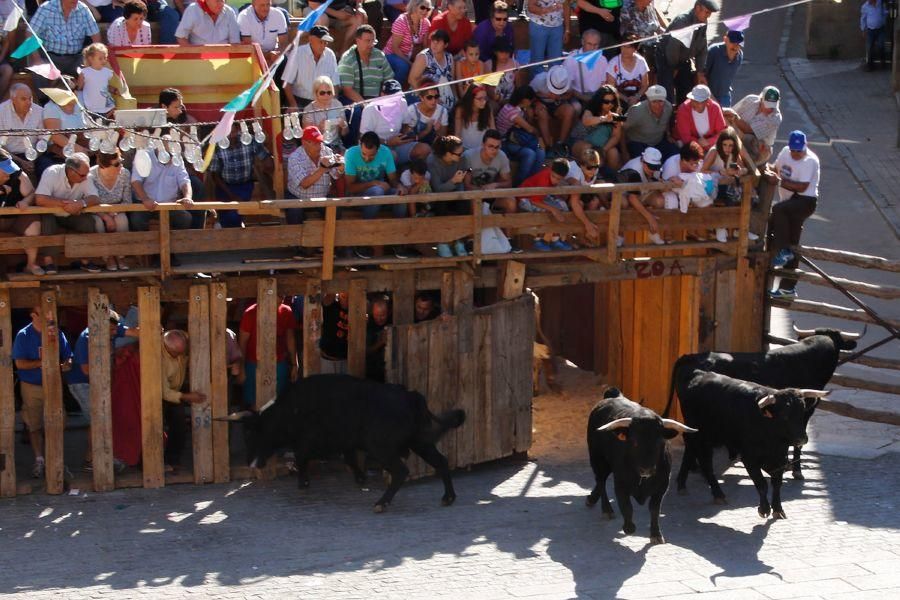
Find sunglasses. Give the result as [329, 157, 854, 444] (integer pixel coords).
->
[423, 94, 438, 100]
[419, 5, 431, 10]
[317, 90, 334, 96]
[601, 98, 615, 105]
[494, 16, 508, 21]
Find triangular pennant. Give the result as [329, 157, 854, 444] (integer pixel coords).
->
[11, 35, 42, 60]
[222, 78, 265, 112]
[251, 52, 286, 107]
[297, 0, 333, 33]
[40, 88, 77, 106]
[572, 49, 604, 70]
[723, 15, 752, 32]
[669, 24, 701, 49]
[210, 111, 236, 144]
[473, 71, 505, 86]
[199, 142, 217, 173]
[3, 5, 21, 32]
[27, 63, 61, 81]
[371, 93, 406, 127]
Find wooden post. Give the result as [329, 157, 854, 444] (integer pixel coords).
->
[347, 278, 367, 378]
[441, 271, 455, 313]
[696, 258, 717, 352]
[138, 286, 164, 489]
[453, 271, 476, 468]
[607, 191, 622, 263]
[0, 289, 16, 497]
[393, 271, 415, 326]
[302, 279, 322, 377]
[255, 278, 278, 410]
[737, 177, 753, 258]
[87, 288, 114, 492]
[498, 260, 526, 300]
[322, 205, 337, 281]
[40, 291, 64, 494]
[472, 199, 483, 262]
[159, 210, 171, 280]
[209, 282, 230, 484]
[188, 285, 213, 484]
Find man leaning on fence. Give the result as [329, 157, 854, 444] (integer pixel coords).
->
[160, 329, 207, 473]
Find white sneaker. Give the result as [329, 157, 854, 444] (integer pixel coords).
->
[715, 228, 728, 243]
[649, 233, 666, 245]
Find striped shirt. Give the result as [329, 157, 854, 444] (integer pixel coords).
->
[31, 0, 99, 55]
[337, 45, 395, 99]
[107, 16, 152, 47]
[385, 13, 430, 60]
[496, 103, 522, 137]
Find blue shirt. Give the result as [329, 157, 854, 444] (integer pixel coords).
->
[131, 151, 191, 203]
[31, 0, 99, 55]
[344, 144, 396, 184]
[67, 328, 90, 385]
[12, 323, 72, 386]
[860, 1, 887, 31]
[704, 42, 743, 106]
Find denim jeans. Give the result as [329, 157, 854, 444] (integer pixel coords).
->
[360, 186, 403, 219]
[528, 22, 563, 75]
[386, 53, 411, 88]
[148, 4, 180, 44]
[865, 27, 886, 66]
[216, 181, 254, 228]
[769, 194, 817, 291]
[503, 140, 546, 187]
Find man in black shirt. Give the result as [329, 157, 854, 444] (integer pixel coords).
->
[320, 292, 349, 374]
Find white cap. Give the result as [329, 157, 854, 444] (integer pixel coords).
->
[645, 85, 667, 102]
[687, 84, 711, 103]
[641, 147, 662, 168]
[546, 65, 570, 95]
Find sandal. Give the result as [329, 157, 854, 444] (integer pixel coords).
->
[44, 263, 58, 275]
[27, 264, 45, 276]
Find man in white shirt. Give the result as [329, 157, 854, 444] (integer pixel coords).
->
[237, 0, 288, 63]
[282, 25, 339, 110]
[0, 84, 44, 176]
[563, 29, 607, 105]
[769, 130, 820, 298]
[617, 146, 666, 245]
[728, 85, 782, 166]
[175, 0, 240, 45]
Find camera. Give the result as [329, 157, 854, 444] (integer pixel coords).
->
[729, 162, 738, 170]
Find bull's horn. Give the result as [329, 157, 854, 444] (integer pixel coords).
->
[213, 410, 255, 422]
[597, 417, 632, 432]
[757, 395, 776, 409]
[839, 327, 864, 341]
[792, 323, 816, 338]
[661, 419, 698, 434]
[258, 396, 276, 413]
[799, 389, 830, 399]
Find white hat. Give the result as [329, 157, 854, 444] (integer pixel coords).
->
[687, 84, 711, 103]
[546, 65, 570, 95]
[641, 147, 662, 168]
[645, 85, 667, 102]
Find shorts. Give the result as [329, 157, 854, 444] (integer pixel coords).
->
[320, 356, 348, 375]
[0, 214, 39, 236]
[68, 383, 91, 422]
[518, 196, 570, 213]
[392, 141, 418, 166]
[20, 382, 45, 431]
[663, 191, 679, 211]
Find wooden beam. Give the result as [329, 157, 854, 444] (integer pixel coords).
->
[816, 396, 900, 425]
[498, 260, 526, 300]
[607, 191, 622, 263]
[255, 278, 278, 410]
[188, 285, 213, 484]
[770, 269, 900, 300]
[0, 289, 16, 497]
[697, 258, 717, 352]
[159, 210, 171, 280]
[800, 246, 900, 272]
[736, 178, 752, 258]
[170, 225, 304, 254]
[302, 279, 322, 377]
[65, 232, 158, 258]
[209, 282, 230, 484]
[40, 291, 64, 494]
[347, 278, 367, 378]
[393, 271, 415, 326]
[87, 289, 115, 492]
[321, 205, 337, 281]
[138, 286, 164, 489]
[839, 351, 900, 371]
[472, 200, 483, 261]
[769, 297, 900, 330]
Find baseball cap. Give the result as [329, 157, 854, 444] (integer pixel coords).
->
[546, 65, 570, 95]
[309, 26, 334, 42]
[0, 157, 20, 175]
[301, 126, 324, 143]
[726, 30, 744, 45]
[687, 84, 711, 103]
[641, 147, 662, 169]
[788, 130, 807, 152]
[645, 85, 667, 102]
[762, 85, 781, 108]
[381, 79, 403, 95]
[697, 0, 719, 11]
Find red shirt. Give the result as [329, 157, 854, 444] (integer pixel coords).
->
[429, 12, 474, 55]
[239, 303, 297, 364]
[519, 168, 554, 205]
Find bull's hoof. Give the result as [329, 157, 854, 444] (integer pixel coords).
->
[373, 503, 387, 514]
[585, 495, 599, 507]
[773, 510, 787, 520]
[713, 496, 727, 505]
[441, 495, 456, 506]
[623, 522, 636, 535]
[649, 535, 666, 545]
[792, 469, 805, 481]
[758, 506, 771, 518]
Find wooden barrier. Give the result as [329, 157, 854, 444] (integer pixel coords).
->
[0, 289, 15, 497]
[189, 285, 213, 484]
[88, 289, 115, 492]
[40, 291, 64, 495]
[209, 282, 230, 484]
[138, 286, 164, 489]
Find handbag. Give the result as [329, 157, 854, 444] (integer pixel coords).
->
[508, 127, 540, 151]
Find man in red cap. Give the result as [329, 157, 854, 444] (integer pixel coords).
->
[285, 126, 344, 224]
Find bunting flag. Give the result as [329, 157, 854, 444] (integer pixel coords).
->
[473, 71, 505, 86]
[222, 77, 265, 112]
[370, 93, 406, 128]
[200, 142, 217, 172]
[723, 14, 752, 32]
[3, 5, 21, 32]
[40, 88, 77, 106]
[297, 0, 333, 32]
[669, 23, 702, 48]
[210, 111, 236, 144]
[251, 52, 287, 107]
[27, 63, 61, 81]
[11, 35, 42, 60]
[572, 49, 605, 69]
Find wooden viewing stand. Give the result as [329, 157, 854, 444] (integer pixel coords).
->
[0, 178, 772, 498]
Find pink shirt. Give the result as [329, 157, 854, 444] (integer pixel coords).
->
[107, 17, 152, 47]
[386, 13, 430, 59]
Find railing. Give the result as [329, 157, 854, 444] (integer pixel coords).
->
[0, 178, 757, 282]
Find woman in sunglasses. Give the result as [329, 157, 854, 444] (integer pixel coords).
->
[88, 150, 132, 271]
[564, 148, 605, 244]
[570, 84, 623, 172]
[401, 79, 449, 147]
[473, 1, 514, 62]
[302, 76, 350, 154]
[384, 0, 433, 87]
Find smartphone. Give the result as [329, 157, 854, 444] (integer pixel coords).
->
[612, 114, 627, 123]
[466, 168, 473, 173]
[729, 162, 738, 169]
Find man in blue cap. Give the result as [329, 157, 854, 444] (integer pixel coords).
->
[769, 130, 820, 299]
[704, 30, 744, 107]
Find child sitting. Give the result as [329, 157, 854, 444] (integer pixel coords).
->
[518, 158, 573, 251]
[455, 40, 486, 98]
[78, 43, 120, 116]
[398, 158, 432, 217]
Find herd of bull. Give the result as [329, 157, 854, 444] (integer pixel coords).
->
[221, 326, 858, 543]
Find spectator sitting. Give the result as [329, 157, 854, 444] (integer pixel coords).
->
[365, 295, 391, 382]
[403, 80, 449, 149]
[0, 84, 44, 178]
[175, 0, 240, 46]
[283, 26, 339, 111]
[704, 30, 744, 107]
[130, 144, 197, 233]
[408, 27, 456, 111]
[160, 329, 207, 473]
[617, 146, 666, 245]
[727, 85, 782, 167]
[320, 292, 349, 374]
[455, 85, 496, 152]
[496, 85, 545, 187]
[518, 158, 573, 252]
[530, 65, 577, 157]
[287, 126, 345, 224]
[526, 0, 570, 75]
[623, 84, 678, 160]
[30, 0, 101, 79]
[661, 140, 727, 241]
[238, 299, 298, 408]
[655, 0, 717, 103]
[361, 79, 431, 167]
[429, 0, 474, 56]
[414, 291, 442, 323]
[301, 75, 350, 153]
[571, 84, 624, 173]
[473, 1, 513, 62]
[384, 0, 432, 87]
[337, 24, 395, 144]
[12, 305, 72, 479]
[238, 0, 289, 65]
[107, 0, 153, 47]
[485, 36, 522, 106]
[145, 0, 181, 44]
[398, 158, 431, 217]
[564, 148, 605, 243]
[426, 135, 470, 257]
[606, 34, 649, 108]
[464, 129, 517, 248]
[89, 150, 132, 271]
[563, 28, 607, 105]
[701, 127, 748, 207]
[208, 122, 273, 228]
[455, 40, 486, 98]
[36, 88, 89, 180]
[673, 84, 726, 152]
[159, 88, 197, 125]
[577, 0, 622, 48]
[77, 42, 120, 117]
[0, 154, 52, 276]
[305, 0, 367, 51]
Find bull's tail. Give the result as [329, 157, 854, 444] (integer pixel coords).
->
[421, 409, 466, 444]
[662, 357, 684, 418]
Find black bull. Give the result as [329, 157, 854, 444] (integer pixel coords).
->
[664, 327, 859, 478]
[222, 375, 466, 512]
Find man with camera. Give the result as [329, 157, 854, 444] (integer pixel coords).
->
[286, 125, 345, 225]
